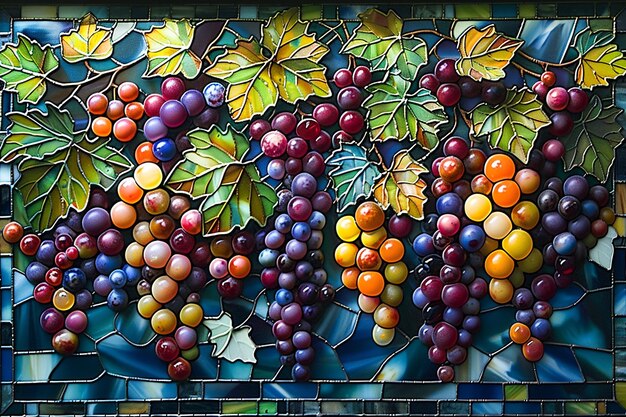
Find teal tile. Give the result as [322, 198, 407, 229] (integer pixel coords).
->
[239, 6, 258, 19]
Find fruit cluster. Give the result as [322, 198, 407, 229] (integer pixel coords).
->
[87, 82, 142, 142]
[335, 202, 412, 346]
[420, 58, 507, 107]
[207, 233, 255, 299]
[532, 71, 589, 136]
[252, 109, 336, 381]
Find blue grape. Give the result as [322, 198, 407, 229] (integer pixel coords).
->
[203, 82, 225, 107]
[291, 222, 312, 242]
[274, 214, 293, 234]
[413, 233, 435, 257]
[107, 288, 128, 312]
[152, 138, 177, 162]
[63, 268, 87, 292]
[530, 318, 552, 340]
[553, 232, 577, 256]
[123, 265, 141, 286]
[265, 230, 285, 249]
[307, 211, 326, 230]
[459, 225, 485, 252]
[259, 249, 280, 267]
[95, 253, 123, 275]
[108, 269, 128, 289]
[436, 193, 463, 217]
[275, 288, 294, 306]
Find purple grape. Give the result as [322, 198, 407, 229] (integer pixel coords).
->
[297, 282, 318, 305]
[291, 363, 310, 381]
[97, 229, 124, 256]
[82, 208, 111, 236]
[25, 262, 47, 284]
[291, 173, 317, 198]
[589, 185, 609, 207]
[442, 283, 469, 308]
[281, 303, 303, 326]
[265, 230, 285, 249]
[563, 175, 589, 200]
[35, 240, 57, 267]
[180, 89, 205, 116]
[285, 239, 307, 260]
[530, 318, 552, 340]
[292, 331, 312, 349]
[457, 329, 473, 347]
[287, 197, 312, 222]
[419, 73, 439, 94]
[203, 82, 225, 107]
[446, 345, 467, 365]
[271, 112, 297, 134]
[311, 191, 332, 213]
[310, 269, 327, 286]
[434, 59, 459, 83]
[302, 152, 325, 177]
[418, 323, 434, 346]
[549, 111, 573, 136]
[512, 288, 534, 310]
[462, 315, 480, 333]
[544, 177, 563, 196]
[515, 309, 535, 326]
[287, 138, 308, 158]
[267, 159, 286, 180]
[481, 82, 506, 105]
[272, 320, 293, 340]
[458, 76, 481, 98]
[276, 339, 295, 355]
[278, 272, 296, 290]
[159, 100, 188, 128]
[422, 302, 444, 324]
[193, 107, 219, 128]
[431, 322, 458, 349]
[295, 261, 314, 281]
[462, 297, 480, 315]
[337, 86, 363, 110]
[537, 190, 560, 212]
[558, 196, 581, 220]
[143, 117, 168, 141]
[542, 212, 568, 235]
[533, 301, 553, 319]
[443, 307, 464, 326]
[531, 274, 557, 301]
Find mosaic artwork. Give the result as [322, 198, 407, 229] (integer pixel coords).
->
[2, 3, 626, 416]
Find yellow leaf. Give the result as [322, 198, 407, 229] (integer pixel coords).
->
[373, 150, 428, 220]
[206, 8, 331, 122]
[456, 25, 523, 81]
[143, 19, 201, 79]
[60, 13, 113, 63]
[576, 43, 626, 89]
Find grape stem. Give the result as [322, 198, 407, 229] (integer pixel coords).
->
[404, 29, 454, 42]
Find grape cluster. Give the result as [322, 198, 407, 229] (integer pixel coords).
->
[502, 140, 616, 361]
[335, 202, 413, 346]
[412, 137, 493, 382]
[253, 110, 335, 381]
[141, 77, 224, 173]
[420, 58, 506, 107]
[87, 82, 142, 142]
[208, 232, 255, 299]
[18, 191, 117, 356]
[532, 71, 589, 136]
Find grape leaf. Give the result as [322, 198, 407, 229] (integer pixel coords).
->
[589, 226, 617, 269]
[165, 125, 277, 236]
[373, 150, 428, 220]
[575, 28, 626, 89]
[0, 34, 59, 104]
[341, 8, 427, 81]
[60, 13, 113, 63]
[456, 25, 523, 81]
[0, 105, 132, 232]
[206, 8, 331, 121]
[363, 75, 447, 150]
[0, 103, 76, 162]
[471, 88, 550, 163]
[560, 95, 624, 182]
[326, 144, 381, 212]
[143, 19, 202, 79]
[203, 313, 257, 364]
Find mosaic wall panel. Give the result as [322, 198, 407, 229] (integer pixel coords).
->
[0, 3, 626, 416]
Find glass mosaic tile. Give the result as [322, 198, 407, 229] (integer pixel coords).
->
[0, 2, 625, 416]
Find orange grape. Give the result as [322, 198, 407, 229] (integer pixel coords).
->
[91, 117, 112, 137]
[341, 267, 360, 290]
[118, 177, 144, 204]
[118, 81, 139, 102]
[484, 249, 514, 279]
[113, 117, 137, 142]
[484, 154, 515, 182]
[509, 322, 531, 344]
[228, 255, 251, 279]
[379, 238, 404, 263]
[357, 271, 385, 297]
[135, 142, 159, 164]
[106, 99, 125, 120]
[492, 180, 521, 208]
[355, 201, 385, 232]
[125, 102, 144, 120]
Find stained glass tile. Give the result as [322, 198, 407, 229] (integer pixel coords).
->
[472, 402, 503, 415]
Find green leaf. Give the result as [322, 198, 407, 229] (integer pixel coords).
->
[143, 19, 202, 79]
[166, 125, 277, 236]
[589, 226, 617, 269]
[326, 144, 381, 212]
[341, 8, 427, 81]
[206, 8, 331, 121]
[203, 313, 257, 364]
[1, 104, 133, 232]
[561, 95, 624, 182]
[0, 105, 77, 162]
[471, 88, 550, 163]
[363, 75, 447, 151]
[0, 34, 59, 104]
[576, 28, 614, 55]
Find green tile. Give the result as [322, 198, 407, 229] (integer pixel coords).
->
[171, 6, 196, 18]
[413, 5, 443, 18]
[301, 5, 322, 20]
[519, 4, 536, 18]
[119, 402, 150, 414]
[239, 6, 258, 19]
[21, 6, 56, 18]
[259, 401, 278, 415]
[537, 4, 557, 17]
[222, 401, 257, 414]
[565, 401, 596, 415]
[617, 382, 626, 410]
[151, 7, 171, 18]
[590, 18, 613, 31]
[196, 6, 218, 19]
[456, 4, 491, 19]
[504, 385, 527, 401]
[323, 5, 337, 19]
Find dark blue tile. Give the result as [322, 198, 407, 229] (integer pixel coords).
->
[529, 383, 612, 399]
[492, 4, 517, 18]
[458, 383, 503, 400]
[505, 401, 542, 415]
